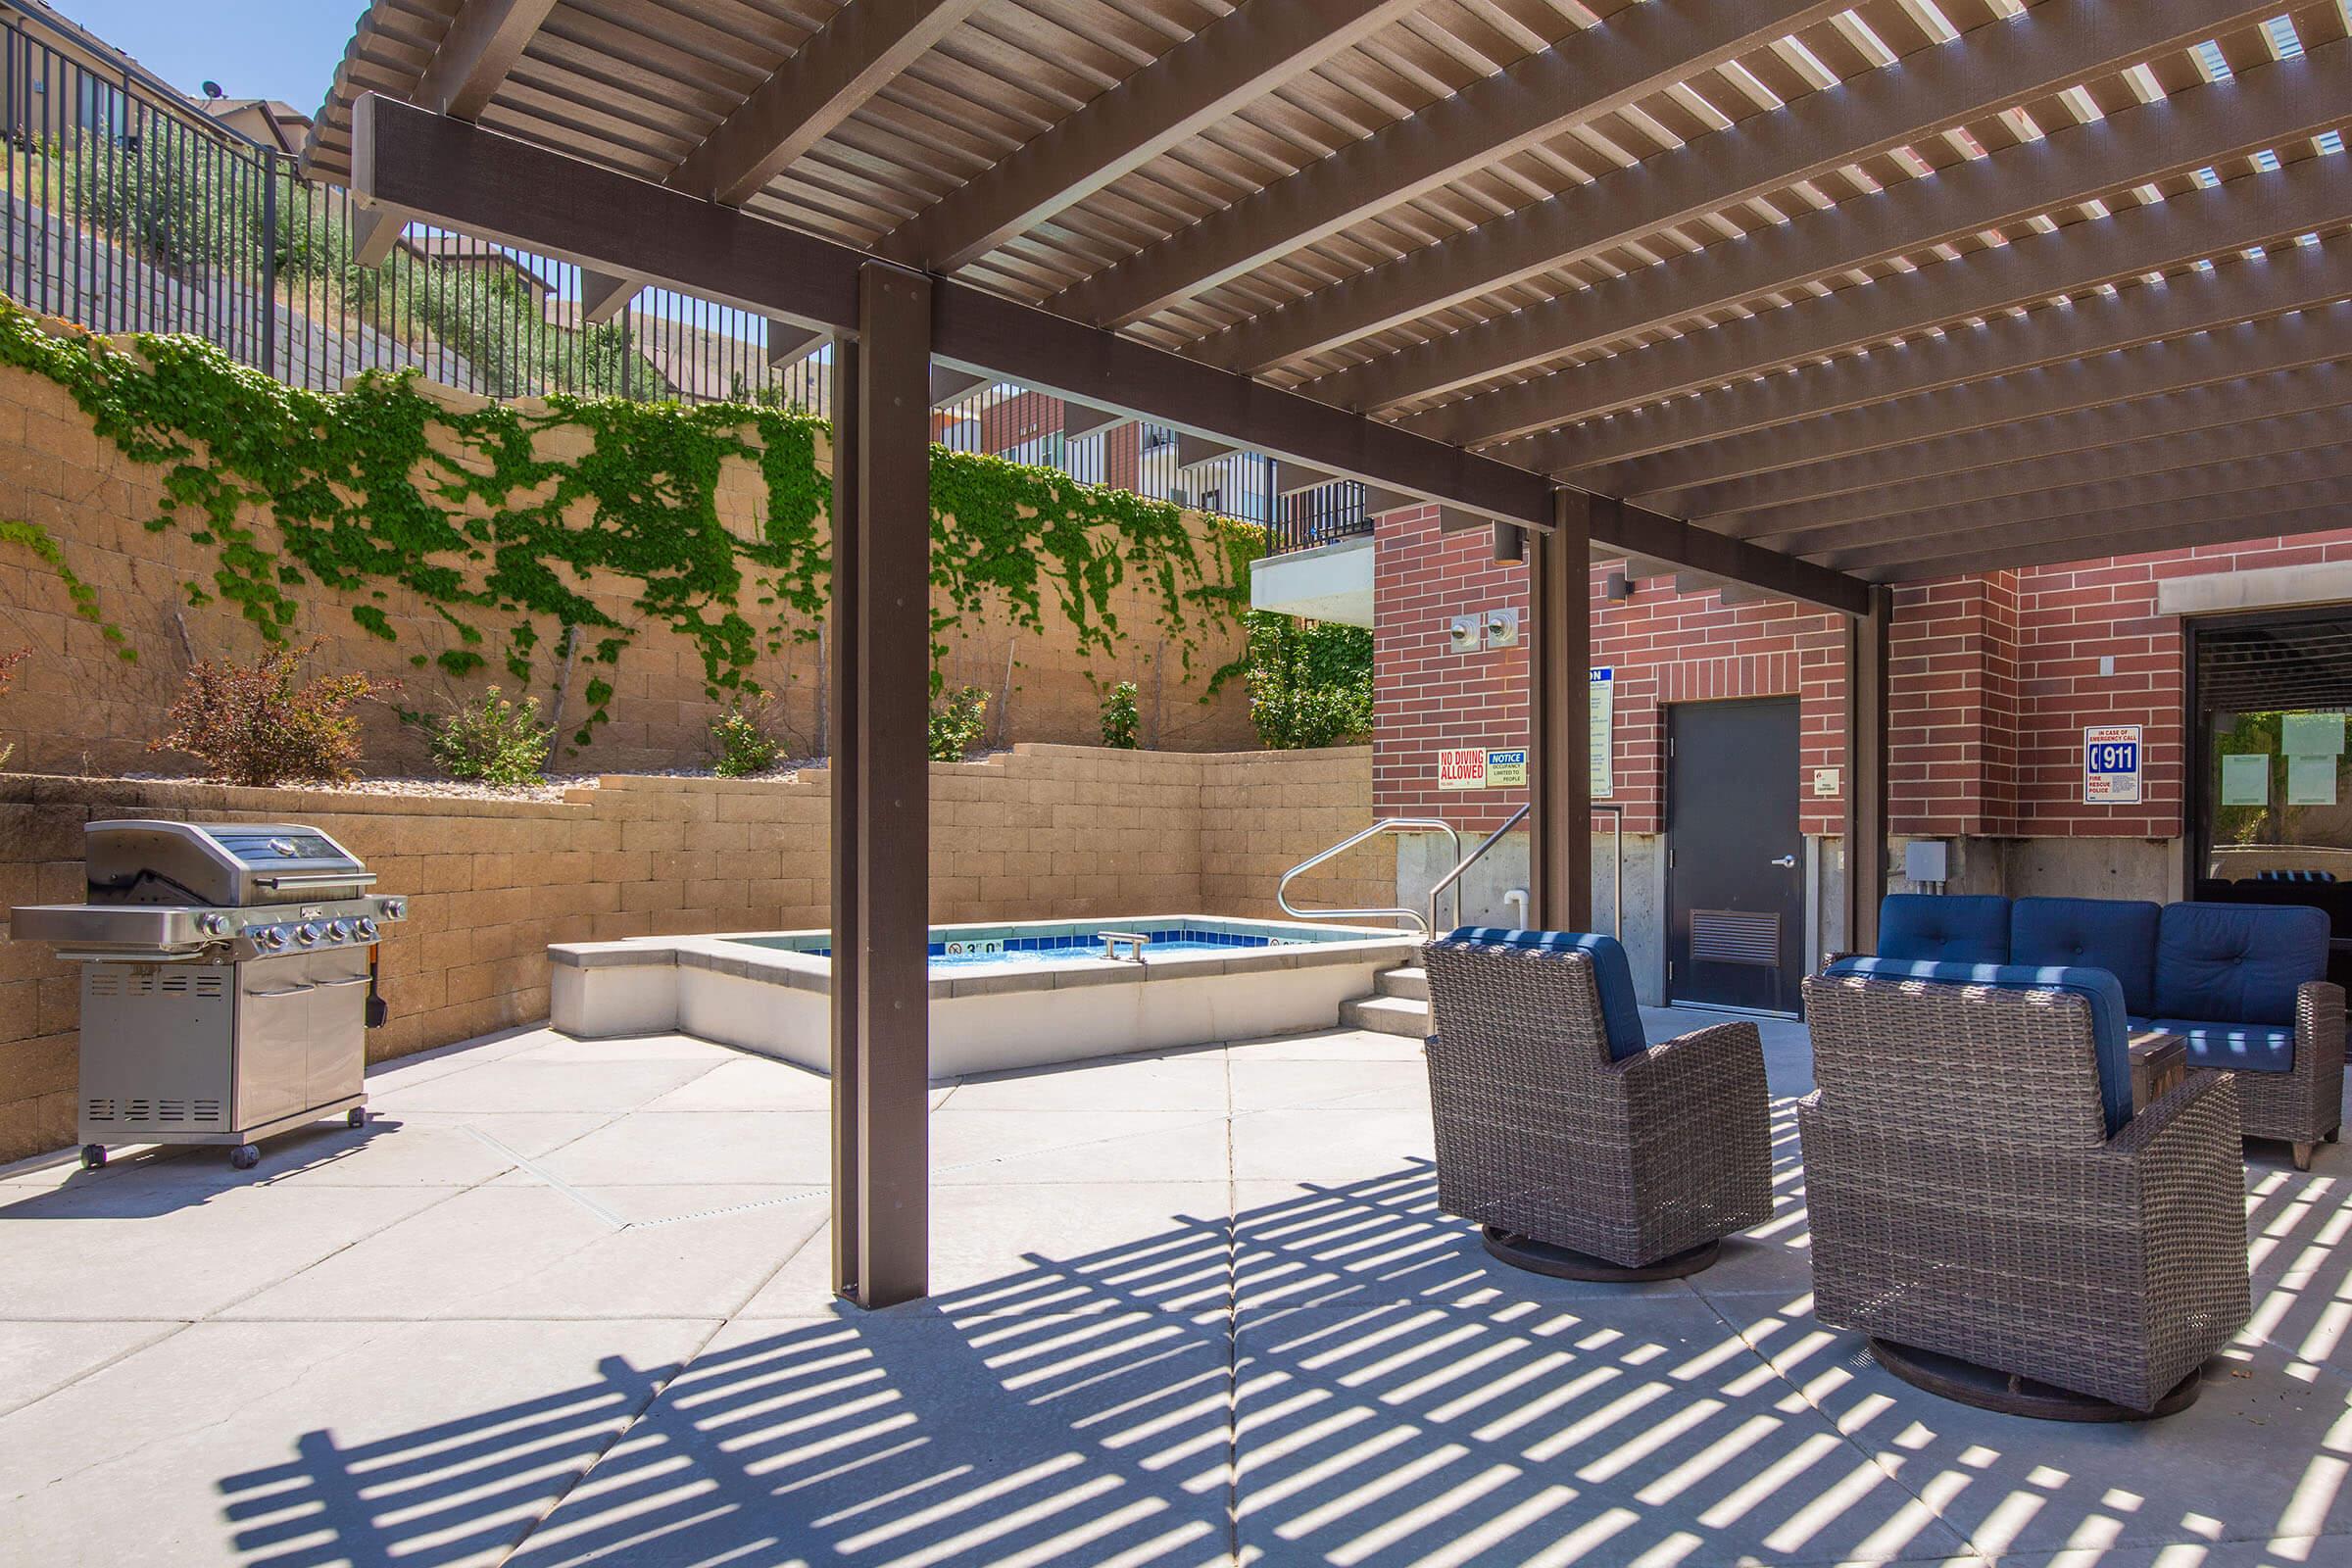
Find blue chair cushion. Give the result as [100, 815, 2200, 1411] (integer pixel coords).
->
[1826, 956, 2132, 1137]
[1878, 894, 2012, 964]
[2153, 903, 2328, 1026]
[2010, 897, 2161, 1016]
[2143, 1018, 2297, 1074]
[1444, 928, 1645, 1061]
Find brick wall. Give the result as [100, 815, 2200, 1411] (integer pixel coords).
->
[1373, 504, 2352, 848]
[0, 742, 1373, 1162]
[0, 349, 1252, 776]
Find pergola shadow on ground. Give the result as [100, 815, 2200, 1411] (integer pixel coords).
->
[165, 1102, 2352, 1567]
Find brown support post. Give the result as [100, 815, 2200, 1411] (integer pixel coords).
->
[830, 262, 932, 1308]
[1529, 490, 1592, 931]
[1841, 585, 1892, 958]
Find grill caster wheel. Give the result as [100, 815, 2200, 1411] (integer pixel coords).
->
[347, 1107, 368, 1130]
[79, 1144, 106, 1170]
[228, 1144, 262, 1171]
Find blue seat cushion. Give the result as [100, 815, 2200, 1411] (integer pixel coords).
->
[1878, 894, 2012, 964]
[2154, 903, 2328, 1026]
[1444, 928, 1645, 1061]
[1826, 956, 2132, 1136]
[2010, 897, 2161, 1016]
[2144, 1018, 2297, 1074]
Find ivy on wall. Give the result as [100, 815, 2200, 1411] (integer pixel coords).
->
[0, 303, 1243, 743]
[0, 516, 133, 660]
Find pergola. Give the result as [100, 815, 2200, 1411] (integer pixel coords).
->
[307, 0, 2349, 1306]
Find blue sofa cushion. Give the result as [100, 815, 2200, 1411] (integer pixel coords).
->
[1444, 928, 1645, 1061]
[2154, 902, 2328, 1026]
[2144, 1018, 2297, 1074]
[1878, 894, 2012, 964]
[2011, 897, 2161, 1016]
[1826, 956, 2132, 1136]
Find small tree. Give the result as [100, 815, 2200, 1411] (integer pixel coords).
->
[152, 638, 389, 786]
[1099, 680, 1141, 749]
[711, 699, 783, 777]
[928, 686, 990, 761]
[1245, 612, 1373, 750]
[429, 685, 554, 786]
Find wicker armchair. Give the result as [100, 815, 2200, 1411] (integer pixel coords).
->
[1422, 929, 1772, 1278]
[1801, 968, 2251, 1415]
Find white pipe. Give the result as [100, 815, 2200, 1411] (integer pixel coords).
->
[1504, 888, 1530, 931]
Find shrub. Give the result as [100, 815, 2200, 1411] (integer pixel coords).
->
[151, 638, 389, 786]
[1098, 680, 1141, 750]
[928, 685, 990, 761]
[711, 700, 782, 777]
[1245, 612, 1373, 750]
[429, 685, 554, 785]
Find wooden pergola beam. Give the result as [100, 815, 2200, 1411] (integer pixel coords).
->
[1551, 250, 2352, 495]
[1804, 443, 2352, 564]
[1650, 358, 2352, 519]
[1744, 405, 2352, 550]
[767, 321, 825, 370]
[1203, 0, 2288, 375]
[413, 0, 560, 121]
[1327, 37, 2348, 416]
[1050, 0, 1852, 328]
[351, 93, 1874, 614]
[1867, 479, 2352, 579]
[883, 0, 1426, 273]
[1445, 153, 2352, 453]
[578, 269, 637, 327]
[669, 0, 988, 207]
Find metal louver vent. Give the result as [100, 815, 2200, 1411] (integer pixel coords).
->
[1690, 909, 1781, 968]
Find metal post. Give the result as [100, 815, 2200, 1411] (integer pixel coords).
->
[1841, 585, 1893, 958]
[1529, 490, 1593, 931]
[259, 157, 278, 380]
[829, 262, 932, 1309]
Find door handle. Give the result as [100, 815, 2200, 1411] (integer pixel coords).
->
[1770, 855, 1797, 868]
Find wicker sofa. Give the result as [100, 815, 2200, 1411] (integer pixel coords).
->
[1422, 928, 1771, 1278]
[1802, 962, 2252, 1415]
[1870, 894, 2344, 1167]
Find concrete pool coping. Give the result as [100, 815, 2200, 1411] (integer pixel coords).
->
[550, 915, 1425, 1075]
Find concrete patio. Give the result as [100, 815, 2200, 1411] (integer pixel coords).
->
[0, 1010, 2345, 1568]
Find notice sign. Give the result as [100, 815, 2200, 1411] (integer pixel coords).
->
[1485, 749, 1528, 787]
[2083, 724, 2143, 806]
[1437, 748, 1488, 791]
[1592, 667, 1616, 800]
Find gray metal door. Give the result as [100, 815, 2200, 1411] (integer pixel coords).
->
[1666, 698, 1804, 1013]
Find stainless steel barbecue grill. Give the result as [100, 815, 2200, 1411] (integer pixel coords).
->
[11, 820, 409, 1170]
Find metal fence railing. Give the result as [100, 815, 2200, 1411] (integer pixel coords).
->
[1271, 480, 1374, 555]
[0, 13, 1371, 544]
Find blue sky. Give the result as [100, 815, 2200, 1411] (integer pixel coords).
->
[57, 0, 362, 113]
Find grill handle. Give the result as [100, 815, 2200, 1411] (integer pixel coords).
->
[49, 947, 213, 963]
[252, 871, 378, 891]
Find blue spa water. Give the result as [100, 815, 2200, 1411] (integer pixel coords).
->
[739, 923, 1313, 973]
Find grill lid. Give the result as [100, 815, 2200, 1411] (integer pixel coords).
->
[83, 820, 375, 907]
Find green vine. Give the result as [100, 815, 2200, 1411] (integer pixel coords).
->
[0, 516, 134, 660]
[0, 302, 1242, 743]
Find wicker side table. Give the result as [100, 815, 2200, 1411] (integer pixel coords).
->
[2129, 1031, 2187, 1111]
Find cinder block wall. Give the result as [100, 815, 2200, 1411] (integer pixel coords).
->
[0, 742, 1375, 1162]
[0, 358, 1253, 775]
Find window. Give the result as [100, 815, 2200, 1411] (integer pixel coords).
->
[2192, 610, 2352, 890]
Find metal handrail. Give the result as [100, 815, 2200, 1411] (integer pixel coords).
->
[1427, 805, 1527, 934]
[1278, 817, 1462, 933]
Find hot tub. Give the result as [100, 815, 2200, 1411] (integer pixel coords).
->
[549, 915, 1423, 1075]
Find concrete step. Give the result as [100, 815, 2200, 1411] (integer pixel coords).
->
[1340, 993, 1431, 1039]
[1375, 966, 1427, 1002]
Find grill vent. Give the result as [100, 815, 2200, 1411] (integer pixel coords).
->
[1690, 909, 1782, 968]
[88, 972, 121, 999]
[85, 1097, 115, 1123]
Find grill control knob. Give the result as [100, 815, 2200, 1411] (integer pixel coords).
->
[354, 916, 379, 942]
[198, 912, 230, 937]
[295, 922, 322, 947]
[257, 925, 289, 951]
[326, 920, 352, 944]
[380, 899, 407, 921]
